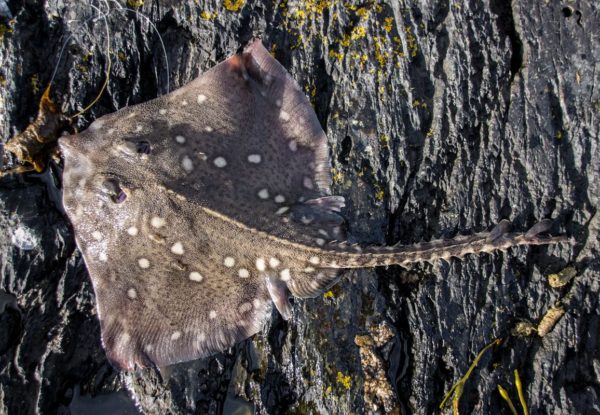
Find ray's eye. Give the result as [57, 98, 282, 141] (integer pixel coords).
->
[113, 190, 127, 204]
[136, 141, 151, 154]
[101, 178, 128, 204]
[116, 140, 151, 156]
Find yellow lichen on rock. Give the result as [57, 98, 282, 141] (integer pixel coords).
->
[30, 74, 40, 95]
[224, 0, 244, 12]
[328, 48, 344, 61]
[374, 184, 385, 202]
[200, 10, 216, 20]
[0, 21, 14, 41]
[127, 0, 144, 9]
[331, 167, 344, 184]
[383, 16, 394, 32]
[336, 371, 351, 390]
[405, 25, 418, 57]
[350, 25, 367, 40]
[356, 7, 369, 19]
[323, 290, 334, 300]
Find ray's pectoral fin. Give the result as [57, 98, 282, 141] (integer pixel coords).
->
[266, 275, 293, 320]
[288, 196, 347, 245]
[286, 268, 342, 298]
[290, 196, 345, 227]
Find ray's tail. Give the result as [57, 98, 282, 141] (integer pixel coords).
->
[324, 219, 570, 269]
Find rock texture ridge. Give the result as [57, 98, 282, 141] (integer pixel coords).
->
[0, 1, 597, 414]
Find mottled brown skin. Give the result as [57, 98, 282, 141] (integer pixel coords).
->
[59, 40, 568, 371]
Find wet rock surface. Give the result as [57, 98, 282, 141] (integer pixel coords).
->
[0, 1, 597, 414]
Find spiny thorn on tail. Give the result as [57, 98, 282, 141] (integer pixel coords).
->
[525, 219, 553, 238]
[487, 219, 512, 242]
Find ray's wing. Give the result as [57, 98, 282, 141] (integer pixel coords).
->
[62, 178, 273, 370]
[78, 40, 343, 247]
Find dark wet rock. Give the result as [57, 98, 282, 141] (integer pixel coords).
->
[0, 1, 597, 414]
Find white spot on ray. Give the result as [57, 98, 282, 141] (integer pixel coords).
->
[127, 226, 139, 236]
[253, 298, 262, 308]
[269, 257, 281, 268]
[205, 126, 214, 133]
[197, 94, 207, 104]
[171, 331, 182, 341]
[181, 100, 188, 106]
[316, 238, 326, 246]
[276, 207, 289, 215]
[214, 157, 227, 168]
[280, 269, 291, 281]
[138, 258, 150, 269]
[274, 195, 285, 203]
[175, 135, 186, 144]
[280, 110, 290, 121]
[151, 216, 165, 228]
[209, 310, 217, 319]
[289, 140, 298, 152]
[127, 288, 137, 299]
[256, 258, 266, 271]
[238, 268, 250, 278]
[99, 252, 108, 262]
[309, 256, 321, 265]
[189, 271, 203, 282]
[159, 109, 167, 115]
[264, 74, 273, 85]
[135, 125, 143, 132]
[248, 154, 262, 164]
[182, 156, 194, 172]
[303, 177, 314, 189]
[171, 242, 184, 255]
[224, 257, 235, 267]
[91, 231, 103, 241]
[258, 188, 269, 199]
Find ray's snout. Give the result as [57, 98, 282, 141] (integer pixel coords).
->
[58, 134, 80, 158]
[59, 135, 94, 188]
